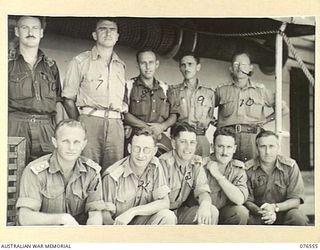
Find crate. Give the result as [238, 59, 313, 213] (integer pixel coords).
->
[7, 137, 26, 226]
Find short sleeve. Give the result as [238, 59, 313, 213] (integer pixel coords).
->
[62, 58, 81, 100]
[232, 168, 249, 202]
[193, 165, 211, 198]
[261, 87, 275, 108]
[16, 167, 42, 211]
[286, 162, 305, 203]
[85, 172, 105, 212]
[101, 174, 117, 215]
[152, 164, 170, 200]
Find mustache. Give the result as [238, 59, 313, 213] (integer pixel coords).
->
[26, 35, 36, 38]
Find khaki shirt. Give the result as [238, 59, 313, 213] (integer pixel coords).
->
[245, 155, 305, 206]
[159, 151, 211, 210]
[62, 46, 127, 112]
[215, 80, 275, 127]
[16, 152, 105, 223]
[126, 76, 178, 123]
[102, 156, 170, 218]
[203, 155, 248, 209]
[8, 49, 61, 114]
[171, 79, 215, 130]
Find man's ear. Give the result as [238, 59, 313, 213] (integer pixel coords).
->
[82, 139, 88, 150]
[51, 137, 57, 149]
[92, 31, 97, 41]
[196, 63, 201, 72]
[14, 27, 19, 38]
[233, 144, 237, 154]
[153, 146, 158, 156]
[155, 60, 160, 69]
[171, 139, 176, 150]
[40, 28, 44, 39]
[127, 143, 132, 154]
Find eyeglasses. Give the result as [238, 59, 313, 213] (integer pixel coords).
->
[232, 62, 250, 68]
[132, 145, 153, 154]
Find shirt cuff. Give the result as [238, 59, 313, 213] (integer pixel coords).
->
[287, 194, 305, 204]
[85, 200, 106, 212]
[194, 184, 211, 198]
[16, 197, 41, 211]
[61, 92, 77, 101]
[153, 185, 170, 200]
[104, 202, 116, 214]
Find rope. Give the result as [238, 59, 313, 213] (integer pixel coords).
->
[280, 31, 315, 87]
[185, 29, 279, 37]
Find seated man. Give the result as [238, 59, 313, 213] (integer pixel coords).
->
[16, 119, 104, 226]
[245, 130, 308, 225]
[204, 129, 249, 225]
[159, 123, 219, 225]
[102, 130, 176, 225]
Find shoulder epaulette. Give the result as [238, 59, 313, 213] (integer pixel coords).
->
[80, 157, 101, 173]
[44, 56, 56, 67]
[232, 159, 245, 169]
[277, 155, 296, 168]
[74, 51, 91, 63]
[29, 154, 51, 175]
[159, 151, 175, 167]
[216, 82, 233, 89]
[244, 159, 256, 170]
[251, 81, 265, 89]
[103, 158, 128, 180]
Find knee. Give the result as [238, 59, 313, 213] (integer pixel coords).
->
[233, 205, 249, 218]
[284, 209, 308, 226]
[220, 205, 249, 225]
[156, 209, 177, 225]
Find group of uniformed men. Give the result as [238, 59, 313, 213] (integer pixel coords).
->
[10, 16, 308, 226]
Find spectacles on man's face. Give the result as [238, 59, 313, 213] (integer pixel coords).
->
[132, 145, 153, 154]
[232, 62, 250, 68]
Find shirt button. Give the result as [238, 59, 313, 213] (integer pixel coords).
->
[152, 100, 155, 102]
[152, 110, 155, 112]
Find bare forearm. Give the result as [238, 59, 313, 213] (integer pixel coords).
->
[129, 196, 169, 217]
[161, 114, 177, 130]
[244, 201, 261, 215]
[124, 113, 148, 128]
[217, 177, 245, 205]
[19, 208, 71, 226]
[63, 97, 79, 120]
[198, 192, 212, 206]
[86, 211, 103, 225]
[276, 198, 301, 212]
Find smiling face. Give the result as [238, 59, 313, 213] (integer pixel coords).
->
[15, 16, 43, 48]
[256, 135, 279, 164]
[179, 55, 201, 81]
[92, 20, 119, 48]
[172, 131, 197, 162]
[128, 134, 157, 170]
[214, 135, 237, 165]
[52, 126, 87, 163]
[137, 51, 159, 80]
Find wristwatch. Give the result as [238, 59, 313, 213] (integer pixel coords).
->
[274, 203, 280, 213]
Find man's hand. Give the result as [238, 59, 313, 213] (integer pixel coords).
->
[207, 161, 224, 180]
[114, 210, 135, 225]
[260, 203, 276, 213]
[259, 209, 277, 224]
[147, 123, 165, 136]
[60, 214, 79, 226]
[193, 201, 212, 225]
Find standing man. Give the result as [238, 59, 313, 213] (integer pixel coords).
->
[102, 130, 176, 225]
[245, 130, 308, 225]
[17, 119, 104, 226]
[159, 123, 219, 225]
[172, 53, 216, 157]
[8, 16, 62, 163]
[215, 49, 289, 162]
[63, 19, 126, 173]
[124, 49, 177, 155]
[204, 129, 249, 225]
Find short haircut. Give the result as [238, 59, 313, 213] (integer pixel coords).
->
[255, 130, 279, 144]
[170, 122, 197, 139]
[179, 52, 200, 65]
[136, 48, 158, 62]
[54, 119, 87, 138]
[231, 49, 252, 64]
[95, 18, 118, 31]
[131, 128, 157, 145]
[213, 129, 236, 144]
[16, 15, 46, 29]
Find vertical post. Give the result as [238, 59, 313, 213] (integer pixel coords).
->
[275, 23, 287, 139]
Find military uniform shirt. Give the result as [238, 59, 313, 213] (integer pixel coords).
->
[171, 79, 215, 130]
[126, 76, 178, 123]
[102, 156, 170, 218]
[159, 151, 211, 210]
[245, 155, 305, 206]
[16, 152, 105, 217]
[8, 49, 61, 114]
[203, 155, 248, 209]
[62, 46, 127, 112]
[215, 80, 275, 127]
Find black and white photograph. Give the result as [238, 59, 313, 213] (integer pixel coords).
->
[2, 0, 319, 244]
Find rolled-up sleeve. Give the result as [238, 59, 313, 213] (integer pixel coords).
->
[102, 174, 117, 215]
[286, 162, 305, 203]
[16, 167, 42, 211]
[62, 58, 81, 100]
[193, 165, 211, 198]
[245, 170, 255, 203]
[232, 168, 249, 202]
[85, 173, 105, 212]
[152, 164, 170, 200]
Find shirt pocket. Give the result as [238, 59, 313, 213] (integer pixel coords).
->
[273, 180, 287, 200]
[157, 92, 170, 119]
[178, 96, 188, 120]
[8, 72, 33, 99]
[219, 99, 234, 118]
[246, 99, 263, 119]
[81, 73, 105, 97]
[71, 184, 89, 215]
[39, 71, 58, 99]
[40, 185, 65, 213]
[115, 192, 136, 216]
[130, 95, 149, 117]
[194, 96, 213, 124]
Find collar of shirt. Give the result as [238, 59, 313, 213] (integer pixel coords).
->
[172, 150, 198, 174]
[251, 156, 285, 173]
[121, 156, 159, 178]
[208, 154, 233, 176]
[232, 79, 257, 90]
[91, 46, 125, 66]
[180, 78, 205, 91]
[11, 47, 45, 62]
[136, 76, 161, 90]
[47, 151, 87, 175]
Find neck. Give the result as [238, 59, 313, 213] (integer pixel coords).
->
[234, 78, 249, 88]
[140, 76, 154, 88]
[19, 45, 38, 63]
[96, 44, 113, 63]
[260, 160, 276, 173]
[129, 157, 148, 176]
[56, 154, 76, 174]
[185, 77, 197, 87]
[175, 152, 190, 167]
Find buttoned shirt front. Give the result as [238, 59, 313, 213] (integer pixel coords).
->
[126, 76, 178, 123]
[8, 49, 61, 114]
[159, 151, 211, 210]
[171, 79, 215, 130]
[16, 152, 105, 220]
[203, 155, 248, 209]
[245, 155, 305, 206]
[215, 80, 275, 127]
[62, 46, 127, 112]
[102, 156, 170, 218]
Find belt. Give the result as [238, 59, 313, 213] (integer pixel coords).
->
[9, 112, 53, 123]
[222, 124, 261, 134]
[79, 107, 122, 119]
